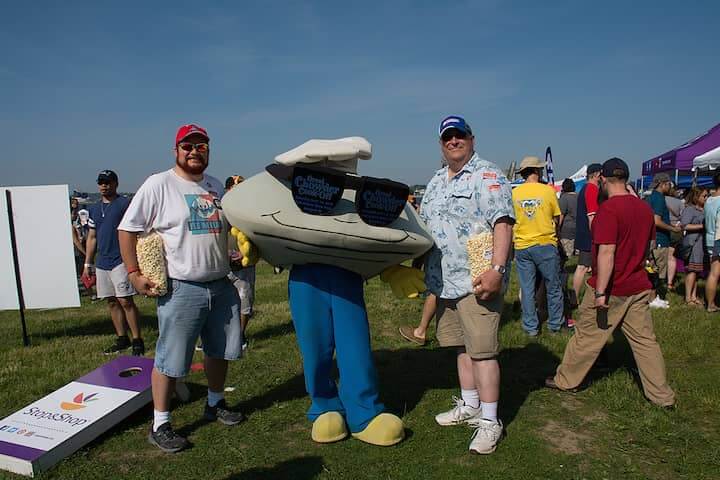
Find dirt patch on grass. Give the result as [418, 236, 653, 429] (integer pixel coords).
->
[581, 410, 608, 423]
[539, 420, 592, 455]
[560, 396, 582, 412]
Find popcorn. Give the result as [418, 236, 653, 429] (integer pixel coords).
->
[467, 231, 494, 279]
[136, 232, 168, 296]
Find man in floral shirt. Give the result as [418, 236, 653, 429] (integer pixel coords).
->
[420, 115, 514, 454]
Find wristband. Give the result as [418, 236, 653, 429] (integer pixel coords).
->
[126, 266, 141, 275]
[84, 263, 93, 267]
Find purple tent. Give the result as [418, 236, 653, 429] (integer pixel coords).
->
[642, 122, 720, 176]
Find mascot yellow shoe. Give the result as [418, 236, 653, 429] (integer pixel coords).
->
[352, 413, 405, 446]
[311, 412, 348, 443]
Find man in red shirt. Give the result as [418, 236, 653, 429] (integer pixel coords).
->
[545, 158, 675, 408]
[571, 164, 601, 304]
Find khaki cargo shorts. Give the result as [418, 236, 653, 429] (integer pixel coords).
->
[436, 294, 502, 360]
[651, 247, 669, 279]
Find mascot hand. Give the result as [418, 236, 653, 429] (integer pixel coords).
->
[231, 227, 260, 267]
[380, 265, 426, 299]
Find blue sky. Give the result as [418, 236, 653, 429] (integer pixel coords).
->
[1, 1, 718, 192]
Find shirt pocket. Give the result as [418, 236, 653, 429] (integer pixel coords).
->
[448, 184, 474, 218]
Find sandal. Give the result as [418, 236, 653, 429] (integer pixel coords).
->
[707, 306, 720, 313]
[399, 325, 426, 346]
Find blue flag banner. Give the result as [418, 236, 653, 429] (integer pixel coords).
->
[545, 146, 555, 185]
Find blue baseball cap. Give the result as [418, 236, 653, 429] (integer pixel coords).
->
[438, 115, 473, 137]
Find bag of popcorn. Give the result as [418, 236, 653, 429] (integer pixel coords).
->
[467, 223, 494, 279]
[136, 231, 168, 296]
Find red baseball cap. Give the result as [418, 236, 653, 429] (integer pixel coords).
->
[175, 124, 209, 145]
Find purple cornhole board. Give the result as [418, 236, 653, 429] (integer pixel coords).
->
[0, 356, 153, 477]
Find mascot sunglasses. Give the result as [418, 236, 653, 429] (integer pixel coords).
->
[266, 163, 410, 227]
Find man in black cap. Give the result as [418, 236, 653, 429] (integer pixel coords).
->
[84, 170, 144, 355]
[546, 158, 675, 408]
[572, 163, 602, 304]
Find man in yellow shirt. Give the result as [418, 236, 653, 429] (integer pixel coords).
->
[512, 156, 563, 336]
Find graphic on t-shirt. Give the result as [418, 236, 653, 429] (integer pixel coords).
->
[185, 194, 222, 234]
[518, 198, 542, 219]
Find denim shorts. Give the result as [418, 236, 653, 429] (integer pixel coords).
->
[712, 240, 720, 261]
[155, 277, 242, 378]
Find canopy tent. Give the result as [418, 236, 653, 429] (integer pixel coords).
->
[642, 122, 720, 175]
[635, 173, 715, 193]
[556, 164, 587, 192]
[693, 145, 720, 171]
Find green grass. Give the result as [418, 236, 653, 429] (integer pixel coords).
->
[0, 262, 718, 479]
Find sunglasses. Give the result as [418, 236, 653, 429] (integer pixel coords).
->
[440, 128, 469, 142]
[266, 163, 410, 227]
[178, 142, 209, 153]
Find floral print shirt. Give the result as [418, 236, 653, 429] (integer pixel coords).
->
[420, 153, 515, 299]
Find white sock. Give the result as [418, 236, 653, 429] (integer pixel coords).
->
[461, 389, 480, 409]
[481, 401, 498, 422]
[208, 389, 224, 407]
[153, 410, 170, 432]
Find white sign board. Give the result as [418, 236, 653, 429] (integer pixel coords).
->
[0, 185, 80, 310]
[0, 356, 153, 477]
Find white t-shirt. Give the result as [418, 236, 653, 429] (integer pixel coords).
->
[119, 169, 230, 282]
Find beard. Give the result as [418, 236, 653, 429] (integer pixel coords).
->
[598, 181, 609, 204]
[176, 155, 208, 175]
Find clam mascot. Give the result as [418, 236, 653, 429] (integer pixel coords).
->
[223, 137, 432, 446]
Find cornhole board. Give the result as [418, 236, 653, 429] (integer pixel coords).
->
[0, 356, 153, 477]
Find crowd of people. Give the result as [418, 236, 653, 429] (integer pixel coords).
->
[66, 116, 690, 456]
[644, 172, 720, 311]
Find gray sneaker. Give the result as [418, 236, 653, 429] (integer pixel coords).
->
[468, 418, 504, 454]
[435, 396, 482, 426]
[204, 399, 245, 425]
[147, 423, 189, 453]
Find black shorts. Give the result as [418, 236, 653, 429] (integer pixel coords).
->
[578, 250, 592, 267]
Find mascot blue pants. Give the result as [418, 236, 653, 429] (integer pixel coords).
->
[288, 263, 384, 433]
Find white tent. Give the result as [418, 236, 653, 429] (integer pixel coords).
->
[693, 145, 720, 171]
[551, 165, 587, 191]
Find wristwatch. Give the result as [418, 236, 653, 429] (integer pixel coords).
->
[491, 264, 507, 275]
[594, 291, 606, 298]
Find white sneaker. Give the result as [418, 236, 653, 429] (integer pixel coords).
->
[435, 396, 482, 426]
[649, 297, 669, 309]
[468, 418, 504, 454]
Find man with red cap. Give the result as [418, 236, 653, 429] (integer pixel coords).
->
[119, 124, 244, 453]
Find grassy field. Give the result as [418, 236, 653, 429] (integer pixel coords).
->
[0, 262, 718, 479]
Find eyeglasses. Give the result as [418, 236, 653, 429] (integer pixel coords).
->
[441, 129, 469, 142]
[178, 142, 209, 153]
[266, 163, 410, 227]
